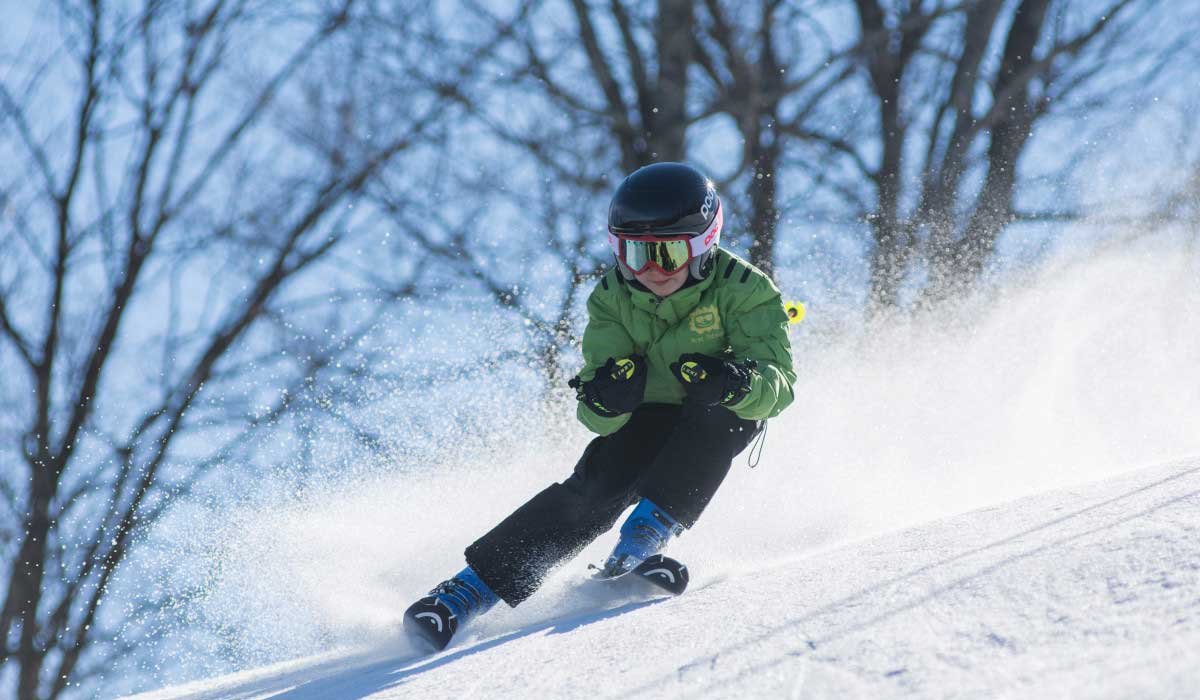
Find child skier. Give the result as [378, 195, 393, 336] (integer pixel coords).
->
[403, 162, 796, 651]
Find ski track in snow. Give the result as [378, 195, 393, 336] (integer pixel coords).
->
[127, 457, 1200, 699]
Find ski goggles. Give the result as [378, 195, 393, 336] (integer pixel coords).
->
[607, 205, 722, 275]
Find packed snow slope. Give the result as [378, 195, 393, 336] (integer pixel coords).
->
[120, 241, 1200, 697]
[131, 457, 1200, 699]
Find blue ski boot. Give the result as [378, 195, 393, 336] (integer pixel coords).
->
[597, 498, 684, 579]
[403, 565, 499, 652]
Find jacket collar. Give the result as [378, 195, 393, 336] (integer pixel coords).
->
[625, 250, 721, 323]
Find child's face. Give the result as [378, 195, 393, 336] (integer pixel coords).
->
[634, 265, 689, 297]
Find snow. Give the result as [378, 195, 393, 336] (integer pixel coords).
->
[126, 457, 1200, 699]
[116, 243, 1200, 698]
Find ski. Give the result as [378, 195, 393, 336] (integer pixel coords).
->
[589, 554, 689, 596]
[403, 595, 458, 652]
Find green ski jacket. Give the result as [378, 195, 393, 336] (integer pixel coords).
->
[576, 247, 796, 435]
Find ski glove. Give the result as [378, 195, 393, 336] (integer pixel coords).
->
[670, 353, 757, 407]
[569, 355, 647, 418]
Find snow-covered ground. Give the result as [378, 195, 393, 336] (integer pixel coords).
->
[128, 456, 1200, 699]
[116, 243, 1200, 698]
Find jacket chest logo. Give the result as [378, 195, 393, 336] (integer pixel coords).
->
[687, 305, 722, 337]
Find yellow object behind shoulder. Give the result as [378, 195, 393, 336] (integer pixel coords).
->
[784, 301, 806, 325]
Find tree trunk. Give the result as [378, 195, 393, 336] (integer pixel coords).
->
[925, 0, 1049, 299]
[952, 111, 1032, 285]
[857, 0, 914, 311]
[13, 462, 55, 700]
[865, 87, 909, 310]
[747, 123, 781, 275]
[649, 0, 694, 162]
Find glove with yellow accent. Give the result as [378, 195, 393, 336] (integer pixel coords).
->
[670, 353, 756, 407]
[568, 355, 647, 418]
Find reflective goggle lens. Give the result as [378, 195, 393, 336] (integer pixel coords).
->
[621, 238, 692, 273]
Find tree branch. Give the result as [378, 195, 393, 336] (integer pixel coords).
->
[568, 0, 639, 167]
[0, 292, 37, 372]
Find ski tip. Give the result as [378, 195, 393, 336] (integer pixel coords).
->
[633, 555, 689, 596]
[402, 597, 457, 653]
[588, 555, 690, 594]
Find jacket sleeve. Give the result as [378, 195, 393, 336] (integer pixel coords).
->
[724, 276, 796, 421]
[575, 275, 637, 435]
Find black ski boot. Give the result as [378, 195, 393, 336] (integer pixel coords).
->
[403, 565, 499, 652]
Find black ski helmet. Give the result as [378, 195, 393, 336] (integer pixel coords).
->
[607, 162, 723, 280]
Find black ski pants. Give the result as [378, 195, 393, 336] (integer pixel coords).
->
[465, 402, 760, 606]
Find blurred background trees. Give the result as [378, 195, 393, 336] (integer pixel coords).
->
[0, 1, 456, 697]
[0, 0, 1196, 697]
[449, 0, 1190, 307]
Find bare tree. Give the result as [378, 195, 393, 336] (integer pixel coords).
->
[0, 1, 446, 697]
[806, 0, 1186, 308]
[439, 1, 828, 296]
[358, 0, 688, 390]
[486, 0, 796, 276]
[556, 0, 696, 170]
[377, 0, 786, 390]
[428, 0, 1193, 331]
[689, 1, 849, 275]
